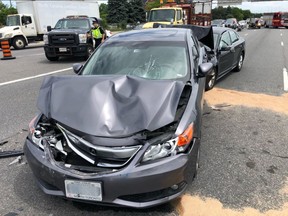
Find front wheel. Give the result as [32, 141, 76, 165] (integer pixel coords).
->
[205, 68, 217, 91]
[13, 36, 26, 49]
[234, 53, 244, 72]
[85, 44, 94, 60]
[45, 53, 59, 61]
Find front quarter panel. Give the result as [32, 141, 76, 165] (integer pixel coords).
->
[175, 34, 206, 138]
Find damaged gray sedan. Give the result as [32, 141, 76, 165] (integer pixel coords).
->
[24, 27, 213, 208]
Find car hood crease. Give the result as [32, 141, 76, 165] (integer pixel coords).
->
[37, 75, 185, 137]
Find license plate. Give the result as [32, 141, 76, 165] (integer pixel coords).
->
[59, 47, 67, 52]
[65, 180, 102, 201]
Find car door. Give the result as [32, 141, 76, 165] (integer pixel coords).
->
[229, 30, 243, 68]
[217, 30, 234, 76]
[20, 15, 37, 37]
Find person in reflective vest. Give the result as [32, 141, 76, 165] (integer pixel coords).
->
[91, 19, 106, 49]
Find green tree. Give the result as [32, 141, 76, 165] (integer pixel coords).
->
[231, 7, 244, 20]
[212, 6, 254, 21]
[107, 0, 128, 24]
[242, 10, 252, 20]
[128, 0, 146, 24]
[99, 3, 108, 28]
[0, 2, 17, 27]
[145, 0, 161, 11]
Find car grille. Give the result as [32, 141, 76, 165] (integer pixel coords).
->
[49, 33, 78, 46]
[57, 124, 142, 168]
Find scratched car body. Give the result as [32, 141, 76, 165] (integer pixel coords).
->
[24, 27, 213, 208]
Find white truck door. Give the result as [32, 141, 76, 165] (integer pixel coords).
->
[21, 15, 37, 37]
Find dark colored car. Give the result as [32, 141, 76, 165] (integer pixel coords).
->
[24, 27, 213, 208]
[205, 27, 245, 91]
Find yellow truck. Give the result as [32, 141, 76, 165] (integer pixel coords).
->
[143, 0, 211, 29]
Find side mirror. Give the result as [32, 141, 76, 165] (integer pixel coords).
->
[170, 19, 174, 24]
[73, 63, 83, 74]
[198, 62, 213, 77]
[47, 26, 52, 32]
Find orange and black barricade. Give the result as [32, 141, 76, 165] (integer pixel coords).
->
[1, 39, 16, 60]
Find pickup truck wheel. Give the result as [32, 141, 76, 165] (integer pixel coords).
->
[85, 44, 94, 60]
[13, 37, 26, 50]
[45, 53, 59, 61]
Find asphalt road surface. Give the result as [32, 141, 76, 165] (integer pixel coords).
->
[0, 28, 287, 216]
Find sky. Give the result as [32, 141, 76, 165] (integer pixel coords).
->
[212, 1, 288, 13]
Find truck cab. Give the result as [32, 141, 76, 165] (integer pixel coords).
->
[143, 7, 184, 29]
[0, 14, 38, 49]
[43, 16, 96, 61]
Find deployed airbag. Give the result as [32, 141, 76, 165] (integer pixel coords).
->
[37, 75, 185, 137]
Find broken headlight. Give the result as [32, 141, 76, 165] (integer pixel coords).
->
[142, 138, 178, 162]
[142, 123, 194, 162]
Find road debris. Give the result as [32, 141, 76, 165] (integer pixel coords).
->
[0, 150, 24, 159]
[211, 103, 231, 111]
[0, 140, 8, 146]
[8, 156, 22, 166]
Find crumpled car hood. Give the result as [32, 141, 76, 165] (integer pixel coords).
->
[37, 75, 185, 137]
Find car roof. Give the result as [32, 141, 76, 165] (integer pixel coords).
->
[212, 26, 234, 34]
[109, 28, 189, 42]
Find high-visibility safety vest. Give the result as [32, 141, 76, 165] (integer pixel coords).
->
[92, 27, 102, 39]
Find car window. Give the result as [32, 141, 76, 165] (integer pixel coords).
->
[229, 31, 239, 43]
[82, 41, 188, 80]
[177, 10, 182, 21]
[213, 33, 219, 49]
[219, 31, 232, 49]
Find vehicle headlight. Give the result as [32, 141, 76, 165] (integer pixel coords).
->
[43, 34, 48, 44]
[79, 33, 87, 44]
[4, 33, 13, 38]
[142, 123, 194, 162]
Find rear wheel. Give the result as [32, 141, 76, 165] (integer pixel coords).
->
[234, 53, 244, 72]
[13, 36, 26, 49]
[205, 67, 217, 91]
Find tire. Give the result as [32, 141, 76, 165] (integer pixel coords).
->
[205, 67, 217, 91]
[45, 53, 59, 61]
[234, 53, 244, 72]
[12, 36, 26, 49]
[85, 44, 94, 60]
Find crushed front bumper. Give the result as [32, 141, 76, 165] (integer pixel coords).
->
[24, 137, 200, 208]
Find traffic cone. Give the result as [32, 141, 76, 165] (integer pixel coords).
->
[1, 40, 16, 60]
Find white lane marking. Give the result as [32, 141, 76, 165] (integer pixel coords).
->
[281, 41, 284, 46]
[281, 33, 283, 36]
[0, 67, 72, 87]
[245, 33, 248, 36]
[17, 53, 43, 58]
[284, 68, 288, 91]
